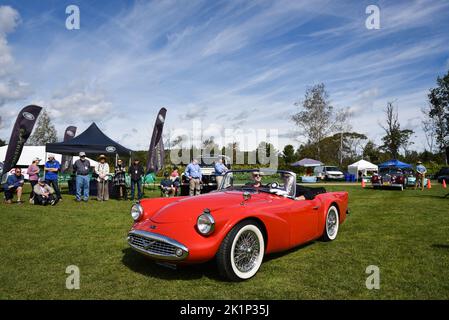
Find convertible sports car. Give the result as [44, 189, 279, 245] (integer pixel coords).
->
[127, 169, 349, 281]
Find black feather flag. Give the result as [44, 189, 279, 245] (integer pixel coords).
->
[61, 126, 77, 173]
[146, 108, 167, 174]
[1, 105, 42, 183]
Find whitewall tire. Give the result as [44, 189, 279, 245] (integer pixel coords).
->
[217, 220, 265, 281]
[322, 205, 339, 241]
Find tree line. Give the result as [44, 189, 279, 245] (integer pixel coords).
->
[3, 70, 448, 171]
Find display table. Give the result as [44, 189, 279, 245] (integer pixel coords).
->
[301, 176, 317, 183]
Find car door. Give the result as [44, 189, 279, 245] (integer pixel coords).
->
[288, 197, 320, 246]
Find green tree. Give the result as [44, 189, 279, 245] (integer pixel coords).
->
[281, 144, 296, 165]
[428, 69, 449, 164]
[27, 109, 58, 145]
[379, 102, 414, 159]
[362, 140, 381, 163]
[292, 83, 350, 160]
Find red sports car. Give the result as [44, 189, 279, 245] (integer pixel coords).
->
[127, 169, 349, 281]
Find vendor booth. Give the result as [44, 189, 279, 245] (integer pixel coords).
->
[46, 123, 134, 198]
[46, 122, 133, 157]
[291, 158, 323, 183]
[347, 159, 378, 182]
[378, 159, 412, 169]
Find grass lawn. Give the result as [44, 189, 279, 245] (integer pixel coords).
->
[1, 182, 448, 300]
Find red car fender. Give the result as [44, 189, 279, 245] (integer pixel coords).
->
[315, 192, 348, 230]
[216, 209, 292, 255]
[138, 197, 185, 221]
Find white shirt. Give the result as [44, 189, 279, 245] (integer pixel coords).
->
[96, 163, 110, 182]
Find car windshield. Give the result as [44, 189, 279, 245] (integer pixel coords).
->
[218, 170, 296, 198]
[326, 166, 340, 171]
[380, 167, 402, 175]
[199, 156, 229, 168]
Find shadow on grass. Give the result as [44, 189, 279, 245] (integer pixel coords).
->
[263, 241, 315, 262]
[410, 194, 449, 199]
[121, 248, 223, 281]
[122, 241, 316, 281]
[431, 244, 449, 250]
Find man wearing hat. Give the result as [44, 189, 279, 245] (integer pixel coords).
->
[128, 159, 144, 200]
[95, 155, 110, 201]
[415, 160, 427, 191]
[44, 154, 62, 201]
[73, 152, 91, 202]
[33, 178, 57, 206]
[27, 157, 41, 203]
[3, 167, 24, 204]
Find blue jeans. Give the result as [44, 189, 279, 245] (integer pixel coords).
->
[76, 175, 90, 201]
[130, 179, 142, 199]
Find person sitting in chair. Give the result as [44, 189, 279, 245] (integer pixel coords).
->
[33, 178, 58, 206]
[3, 167, 24, 204]
[170, 166, 180, 195]
[160, 171, 175, 197]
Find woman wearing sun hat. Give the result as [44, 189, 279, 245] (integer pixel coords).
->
[95, 154, 110, 201]
[27, 157, 41, 203]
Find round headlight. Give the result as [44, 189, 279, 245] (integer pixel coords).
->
[197, 211, 215, 235]
[131, 203, 143, 221]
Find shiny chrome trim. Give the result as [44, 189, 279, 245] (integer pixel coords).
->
[196, 212, 215, 236]
[128, 229, 189, 261]
[131, 203, 144, 221]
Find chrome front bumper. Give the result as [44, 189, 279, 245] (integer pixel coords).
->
[128, 229, 189, 261]
[372, 183, 402, 188]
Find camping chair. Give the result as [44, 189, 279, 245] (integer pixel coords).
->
[143, 173, 157, 190]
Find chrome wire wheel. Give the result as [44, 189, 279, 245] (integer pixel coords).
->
[227, 223, 264, 280]
[324, 206, 339, 241]
[233, 230, 260, 273]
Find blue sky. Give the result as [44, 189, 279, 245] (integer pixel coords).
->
[1, 0, 449, 152]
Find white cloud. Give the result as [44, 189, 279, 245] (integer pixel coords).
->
[0, 5, 20, 35]
[0, 6, 30, 108]
[44, 89, 114, 123]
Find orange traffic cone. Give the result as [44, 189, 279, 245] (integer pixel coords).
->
[427, 179, 431, 189]
[443, 179, 447, 189]
[361, 179, 366, 188]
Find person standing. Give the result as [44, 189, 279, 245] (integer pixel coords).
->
[186, 159, 202, 196]
[113, 159, 127, 200]
[95, 155, 110, 201]
[129, 159, 144, 200]
[27, 157, 41, 203]
[44, 154, 62, 201]
[415, 161, 427, 191]
[214, 158, 228, 189]
[73, 152, 91, 202]
[3, 167, 24, 204]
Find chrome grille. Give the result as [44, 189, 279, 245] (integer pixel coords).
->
[129, 234, 176, 256]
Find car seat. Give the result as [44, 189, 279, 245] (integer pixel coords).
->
[295, 185, 327, 200]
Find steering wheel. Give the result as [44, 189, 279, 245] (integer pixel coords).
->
[268, 181, 279, 189]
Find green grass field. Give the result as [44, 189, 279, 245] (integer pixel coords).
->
[1, 183, 448, 299]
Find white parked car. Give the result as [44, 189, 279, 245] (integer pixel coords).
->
[314, 165, 345, 181]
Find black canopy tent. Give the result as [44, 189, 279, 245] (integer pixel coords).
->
[46, 122, 133, 157]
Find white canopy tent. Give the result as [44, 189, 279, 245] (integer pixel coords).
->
[347, 159, 378, 181]
[0, 146, 98, 178]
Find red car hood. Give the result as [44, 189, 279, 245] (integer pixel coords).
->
[148, 191, 268, 223]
